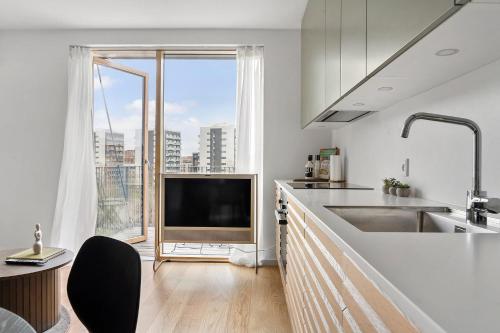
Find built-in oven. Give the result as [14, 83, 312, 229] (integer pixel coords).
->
[275, 189, 288, 276]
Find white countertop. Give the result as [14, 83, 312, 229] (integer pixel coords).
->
[276, 180, 500, 333]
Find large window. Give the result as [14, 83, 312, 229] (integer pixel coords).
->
[91, 50, 238, 254]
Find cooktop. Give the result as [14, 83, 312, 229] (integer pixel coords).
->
[287, 182, 373, 190]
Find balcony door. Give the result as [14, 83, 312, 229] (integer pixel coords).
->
[93, 57, 149, 244]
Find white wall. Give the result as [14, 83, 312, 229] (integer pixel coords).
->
[332, 57, 500, 208]
[0, 29, 329, 251]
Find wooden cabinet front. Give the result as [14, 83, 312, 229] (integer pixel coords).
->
[277, 189, 421, 332]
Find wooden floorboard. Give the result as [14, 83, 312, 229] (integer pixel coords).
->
[61, 261, 291, 333]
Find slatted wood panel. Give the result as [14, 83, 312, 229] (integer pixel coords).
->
[342, 308, 362, 333]
[0, 270, 60, 333]
[305, 214, 343, 264]
[341, 279, 378, 332]
[303, 257, 342, 332]
[303, 271, 329, 333]
[286, 201, 307, 333]
[278, 191, 420, 333]
[288, 196, 305, 222]
[286, 236, 305, 332]
[342, 255, 419, 333]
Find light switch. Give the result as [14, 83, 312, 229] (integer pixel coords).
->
[402, 158, 410, 177]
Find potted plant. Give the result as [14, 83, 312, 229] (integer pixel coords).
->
[382, 178, 396, 194]
[389, 180, 400, 196]
[396, 183, 411, 197]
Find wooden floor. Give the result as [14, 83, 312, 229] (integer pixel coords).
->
[61, 261, 291, 333]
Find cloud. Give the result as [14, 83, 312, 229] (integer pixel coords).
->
[165, 101, 197, 114]
[163, 116, 206, 156]
[93, 75, 114, 90]
[125, 99, 196, 117]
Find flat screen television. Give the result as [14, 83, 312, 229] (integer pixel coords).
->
[160, 174, 256, 243]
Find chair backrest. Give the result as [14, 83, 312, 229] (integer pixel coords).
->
[67, 236, 141, 333]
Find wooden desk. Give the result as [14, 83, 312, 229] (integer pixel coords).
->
[0, 249, 73, 332]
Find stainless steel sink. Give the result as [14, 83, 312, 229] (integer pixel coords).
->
[326, 206, 494, 233]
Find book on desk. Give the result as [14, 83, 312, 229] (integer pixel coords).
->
[5, 247, 65, 265]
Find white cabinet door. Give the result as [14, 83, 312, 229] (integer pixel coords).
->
[340, 0, 367, 95]
[301, 0, 326, 127]
[325, 0, 342, 107]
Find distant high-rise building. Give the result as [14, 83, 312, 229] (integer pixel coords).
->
[135, 129, 182, 171]
[164, 130, 182, 172]
[198, 124, 235, 172]
[94, 129, 124, 167]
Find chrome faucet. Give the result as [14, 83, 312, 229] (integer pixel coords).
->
[401, 112, 498, 225]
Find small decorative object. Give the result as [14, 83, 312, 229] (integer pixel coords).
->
[33, 224, 43, 255]
[382, 177, 396, 194]
[396, 183, 411, 197]
[389, 180, 401, 196]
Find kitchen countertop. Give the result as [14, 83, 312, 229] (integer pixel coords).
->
[275, 180, 500, 333]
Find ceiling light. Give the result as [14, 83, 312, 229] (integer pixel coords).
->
[377, 86, 393, 91]
[435, 48, 460, 56]
[353, 102, 365, 107]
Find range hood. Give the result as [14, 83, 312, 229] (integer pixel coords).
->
[307, 2, 500, 129]
[320, 110, 375, 123]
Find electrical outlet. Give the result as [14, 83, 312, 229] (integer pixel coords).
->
[402, 158, 410, 177]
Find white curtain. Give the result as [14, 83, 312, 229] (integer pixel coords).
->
[230, 46, 264, 267]
[51, 46, 97, 254]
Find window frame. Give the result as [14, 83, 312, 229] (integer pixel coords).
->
[91, 47, 240, 260]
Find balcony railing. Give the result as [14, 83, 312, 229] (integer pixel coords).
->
[164, 165, 236, 173]
[95, 166, 153, 236]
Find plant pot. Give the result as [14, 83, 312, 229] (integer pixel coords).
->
[396, 188, 411, 197]
[382, 186, 390, 194]
[389, 187, 397, 196]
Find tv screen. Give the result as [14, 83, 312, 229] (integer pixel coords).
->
[164, 177, 252, 228]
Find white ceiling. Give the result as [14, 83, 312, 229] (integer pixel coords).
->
[0, 0, 308, 30]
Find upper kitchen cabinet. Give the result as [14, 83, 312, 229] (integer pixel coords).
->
[340, 0, 366, 96]
[300, 0, 476, 129]
[301, 0, 326, 127]
[325, 0, 342, 103]
[366, 0, 456, 74]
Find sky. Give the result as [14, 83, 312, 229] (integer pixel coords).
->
[93, 57, 236, 156]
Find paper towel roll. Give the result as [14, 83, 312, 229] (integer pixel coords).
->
[330, 155, 343, 182]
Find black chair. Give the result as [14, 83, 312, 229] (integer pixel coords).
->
[67, 236, 141, 333]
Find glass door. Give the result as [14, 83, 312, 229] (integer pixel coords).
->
[93, 57, 149, 243]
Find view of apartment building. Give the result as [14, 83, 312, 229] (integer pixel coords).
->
[134, 129, 182, 171]
[94, 129, 124, 167]
[198, 124, 235, 173]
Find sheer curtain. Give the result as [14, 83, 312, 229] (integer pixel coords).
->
[230, 45, 264, 267]
[51, 46, 97, 253]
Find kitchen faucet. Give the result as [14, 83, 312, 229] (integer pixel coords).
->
[401, 112, 499, 225]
